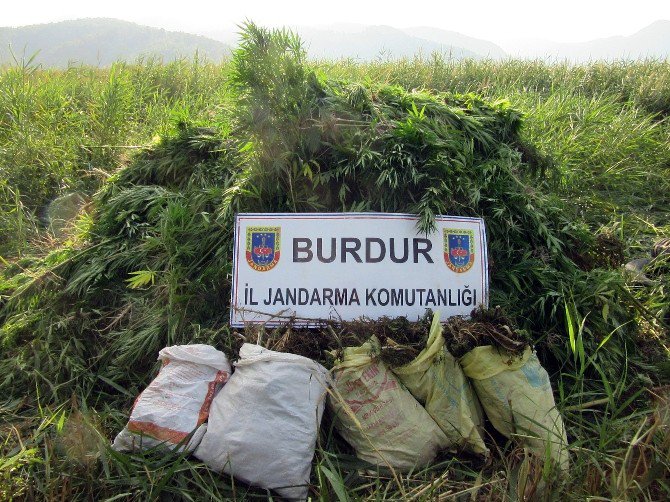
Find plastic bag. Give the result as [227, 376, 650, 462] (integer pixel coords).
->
[113, 344, 231, 452]
[328, 337, 447, 471]
[194, 344, 329, 501]
[460, 346, 568, 469]
[392, 312, 488, 456]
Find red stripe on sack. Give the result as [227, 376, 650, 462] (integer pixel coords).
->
[197, 370, 229, 424]
[127, 420, 189, 444]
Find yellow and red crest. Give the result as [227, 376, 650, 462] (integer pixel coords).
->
[246, 227, 281, 272]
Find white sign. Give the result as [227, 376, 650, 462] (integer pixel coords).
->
[230, 213, 488, 327]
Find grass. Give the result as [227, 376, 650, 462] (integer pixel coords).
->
[1, 25, 669, 500]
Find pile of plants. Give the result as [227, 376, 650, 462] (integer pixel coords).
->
[1, 24, 668, 499]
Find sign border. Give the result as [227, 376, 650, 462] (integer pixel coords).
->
[230, 212, 488, 327]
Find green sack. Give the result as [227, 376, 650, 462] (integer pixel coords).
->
[460, 346, 568, 469]
[328, 337, 447, 471]
[392, 312, 488, 456]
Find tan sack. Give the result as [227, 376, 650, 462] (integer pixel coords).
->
[392, 312, 488, 456]
[328, 337, 447, 471]
[194, 344, 330, 501]
[460, 346, 568, 469]
[113, 344, 231, 452]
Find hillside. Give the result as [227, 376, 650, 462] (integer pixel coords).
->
[0, 18, 232, 67]
[503, 19, 670, 61]
[3, 18, 669, 66]
[403, 26, 506, 58]
[1, 27, 669, 498]
[0, 16, 670, 502]
[206, 23, 504, 60]
[291, 25, 489, 60]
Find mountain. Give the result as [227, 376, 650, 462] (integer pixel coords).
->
[299, 25, 482, 60]
[502, 20, 670, 61]
[2, 17, 668, 67]
[0, 18, 232, 67]
[402, 26, 506, 59]
[205, 24, 503, 61]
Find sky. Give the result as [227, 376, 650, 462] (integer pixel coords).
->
[2, 0, 670, 44]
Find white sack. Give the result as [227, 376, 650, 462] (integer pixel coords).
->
[194, 344, 330, 501]
[113, 344, 231, 452]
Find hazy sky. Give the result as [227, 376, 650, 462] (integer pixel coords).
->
[3, 0, 670, 43]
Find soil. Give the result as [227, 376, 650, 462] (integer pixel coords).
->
[266, 326, 334, 362]
[340, 313, 433, 368]
[243, 307, 531, 366]
[252, 312, 435, 368]
[444, 306, 529, 357]
[567, 232, 625, 271]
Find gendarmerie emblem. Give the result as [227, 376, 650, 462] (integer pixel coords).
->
[246, 227, 281, 271]
[444, 229, 475, 273]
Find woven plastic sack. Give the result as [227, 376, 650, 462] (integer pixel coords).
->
[328, 337, 447, 471]
[460, 346, 568, 469]
[194, 344, 329, 501]
[113, 344, 231, 452]
[392, 312, 488, 456]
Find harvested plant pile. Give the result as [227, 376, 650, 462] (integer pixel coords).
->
[1, 24, 668, 500]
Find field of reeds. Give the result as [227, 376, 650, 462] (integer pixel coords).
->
[1, 25, 669, 501]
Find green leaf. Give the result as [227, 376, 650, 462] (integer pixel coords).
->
[320, 465, 350, 502]
[565, 302, 576, 355]
[126, 270, 156, 289]
[601, 302, 609, 323]
[98, 375, 136, 398]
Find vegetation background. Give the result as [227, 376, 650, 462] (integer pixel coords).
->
[1, 25, 669, 500]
